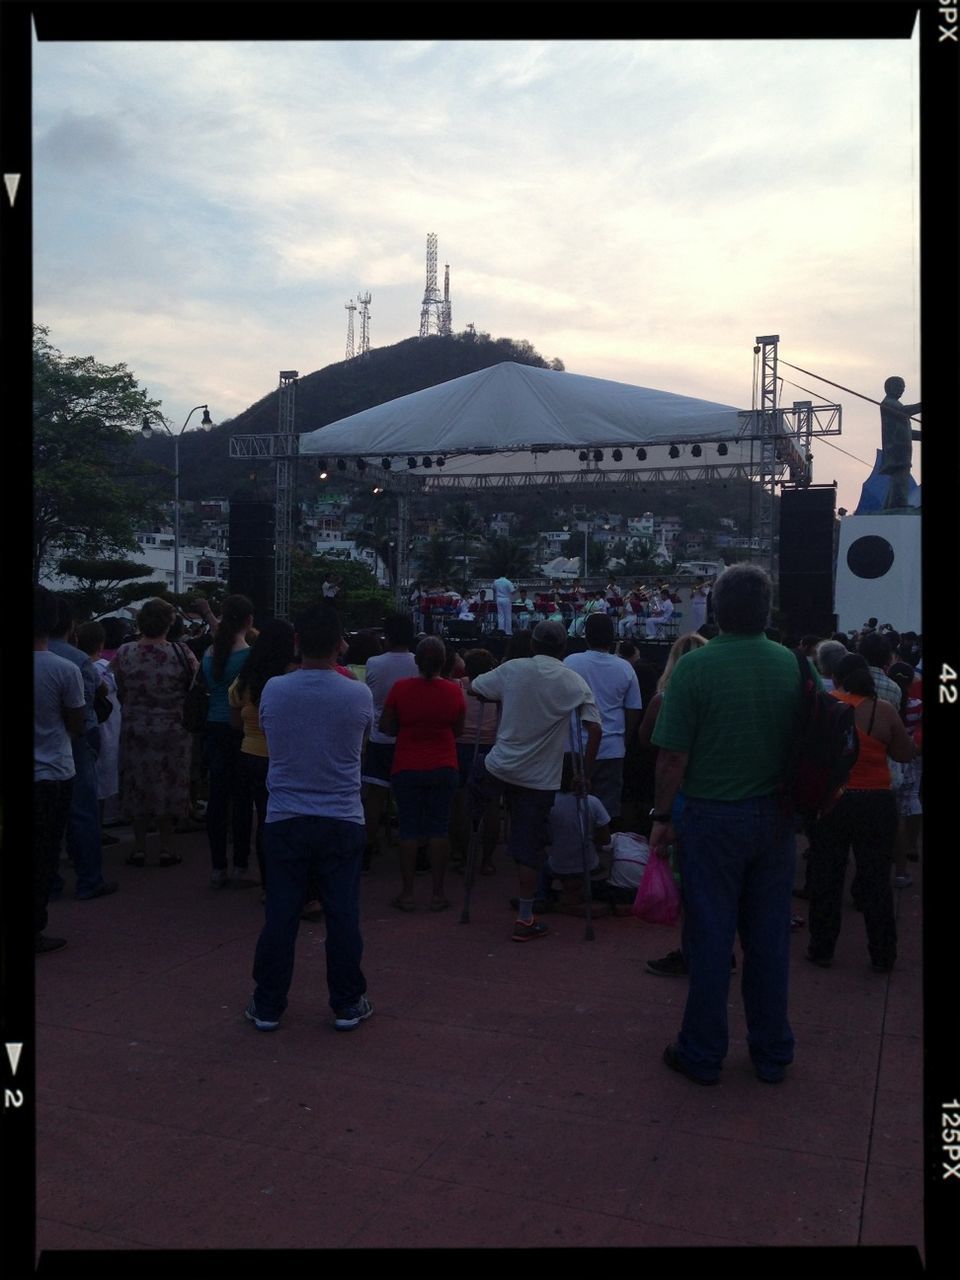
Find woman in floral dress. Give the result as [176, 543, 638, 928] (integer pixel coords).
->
[111, 598, 198, 866]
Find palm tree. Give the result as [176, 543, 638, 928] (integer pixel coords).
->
[416, 534, 458, 585]
[474, 535, 534, 581]
[443, 500, 487, 590]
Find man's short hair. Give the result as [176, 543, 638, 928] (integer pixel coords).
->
[531, 619, 567, 657]
[710, 564, 771, 635]
[295, 604, 343, 659]
[584, 612, 615, 648]
[75, 621, 106, 656]
[137, 597, 175, 639]
[382, 612, 415, 649]
[858, 631, 894, 668]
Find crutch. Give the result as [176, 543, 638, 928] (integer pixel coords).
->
[459, 693, 488, 925]
[570, 709, 596, 942]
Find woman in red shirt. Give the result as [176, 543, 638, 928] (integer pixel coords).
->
[806, 654, 916, 973]
[380, 637, 466, 912]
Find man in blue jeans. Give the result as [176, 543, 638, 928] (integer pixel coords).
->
[246, 604, 375, 1032]
[48, 596, 118, 901]
[650, 564, 800, 1085]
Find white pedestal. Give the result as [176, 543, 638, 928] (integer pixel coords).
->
[834, 513, 921, 634]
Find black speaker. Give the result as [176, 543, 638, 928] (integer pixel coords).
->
[777, 486, 836, 637]
[778, 486, 835, 576]
[229, 500, 275, 614]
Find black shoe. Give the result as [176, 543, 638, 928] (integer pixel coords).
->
[663, 1043, 718, 1085]
[101, 832, 121, 846]
[76, 880, 119, 900]
[646, 949, 688, 977]
[753, 1063, 787, 1084]
[35, 934, 67, 954]
[806, 949, 832, 968]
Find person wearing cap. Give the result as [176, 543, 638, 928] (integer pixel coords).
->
[469, 620, 602, 941]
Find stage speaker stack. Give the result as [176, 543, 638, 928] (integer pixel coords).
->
[777, 486, 837, 638]
[228, 499, 275, 617]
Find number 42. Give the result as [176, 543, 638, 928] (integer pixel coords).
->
[940, 664, 958, 704]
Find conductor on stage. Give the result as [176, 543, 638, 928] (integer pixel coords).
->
[879, 376, 921, 512]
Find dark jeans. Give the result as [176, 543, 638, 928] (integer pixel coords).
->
[204, 723, 253, 871]
[676, 794, 796, 1082]
[66, 729, 106, 895]
[253, 816, 367, 1018]
[35, 779, 74, 933]
[242, 753, 269, 887]
[807, 789, 897, 968]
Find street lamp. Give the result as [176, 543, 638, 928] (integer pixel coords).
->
[141, 404, 214, 596]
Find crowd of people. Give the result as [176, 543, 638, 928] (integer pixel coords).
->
[33, 569, 923, 1079]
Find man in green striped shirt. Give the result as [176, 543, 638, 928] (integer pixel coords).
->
[651, 564, 800, 1085]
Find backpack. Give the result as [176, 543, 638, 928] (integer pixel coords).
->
[778, 652, 859, 822]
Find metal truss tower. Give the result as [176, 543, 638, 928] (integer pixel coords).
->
[419, 233, 443, 337]
[357, 291, 372, 354]
[274, 370, 299, 620]
[345, 299, 357, 359]
[440, 264, 452, 336]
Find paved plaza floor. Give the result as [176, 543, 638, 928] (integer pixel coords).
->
[31, 823, 925, 1269]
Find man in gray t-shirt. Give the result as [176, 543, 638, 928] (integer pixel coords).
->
[247, 605, 376, 1034]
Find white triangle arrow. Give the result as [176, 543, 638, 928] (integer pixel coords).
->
[3, 174, 21, 207]
[6, 1042, 23, 1075]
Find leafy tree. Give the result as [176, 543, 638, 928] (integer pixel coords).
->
[290, 549, 392, 629]
[33, 325, 166, 580]
[438, 501, 486, 587]
[56, 557, 166, 619]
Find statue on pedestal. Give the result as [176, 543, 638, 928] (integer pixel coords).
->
[879, 376, 921, 511]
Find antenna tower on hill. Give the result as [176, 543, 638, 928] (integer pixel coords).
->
[419, 233, 444, 337]
[345, 298, 357, 359]
[357, 291, 372, 354]
[441, 264, 452, 336]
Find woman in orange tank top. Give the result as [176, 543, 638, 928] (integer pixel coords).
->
[806, 654, 916, 973]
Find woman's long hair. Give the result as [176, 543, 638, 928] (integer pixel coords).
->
[211, 594, 254, 681]
[833, 653, 877, 699]
[656, 631, 707, 693]
[234, 619, 296, 706]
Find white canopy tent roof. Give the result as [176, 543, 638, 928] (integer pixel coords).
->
[298, 361, 747, 462]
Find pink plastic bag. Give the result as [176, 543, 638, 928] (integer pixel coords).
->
[632, 850, 681, 925]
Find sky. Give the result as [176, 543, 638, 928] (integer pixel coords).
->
[32, 34, 921, 515]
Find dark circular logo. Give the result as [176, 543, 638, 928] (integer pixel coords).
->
[846, 535, 895, 579]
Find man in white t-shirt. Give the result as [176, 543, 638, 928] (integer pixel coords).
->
[361, 614, 418, 858]
[34, 587, 86, 953]
[492, 574, 516, 635]
[563, 612, 642, 826]
[470, 620, 601, 941]
[645, 587, 675, 638]
[246, 604, 375, 1033]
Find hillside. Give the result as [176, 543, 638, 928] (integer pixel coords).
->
[131, 330, 765, 528]
[133, 332, 558, 503]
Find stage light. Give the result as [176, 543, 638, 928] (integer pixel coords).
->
[612, 449, 623, 462]
[381, 457, 392, 470]
[669, 445, 680, 459]
[422, 456, 433, 468]
[336, 458, 347, 471]
[372, 486, 384, 495]
[357, 458, 367, 472]
[717, 442, 728, 456]
[318, 469, 328, 480]
[592, 449, 603, 462]
[578, 450, 589, 462]
[691, 444, 702, 458]
[407, 457, 417, 469]
[636, 448, 647, 461]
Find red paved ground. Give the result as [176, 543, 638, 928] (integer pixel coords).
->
[34, 825, 923, 1259]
